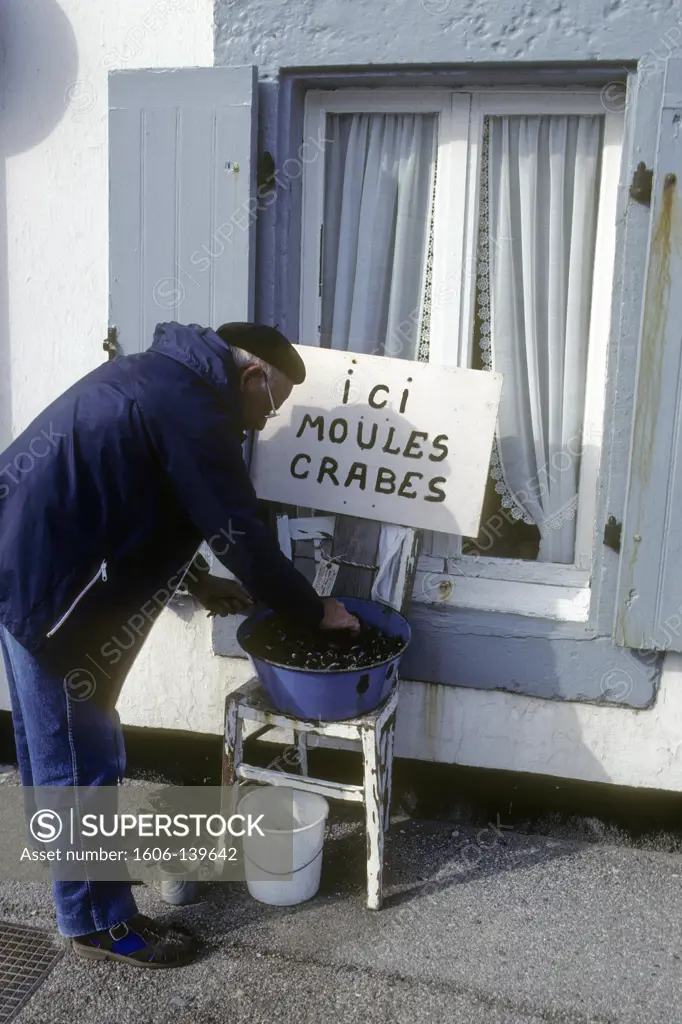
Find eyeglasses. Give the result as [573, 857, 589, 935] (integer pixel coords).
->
[263, 374, 279, 418]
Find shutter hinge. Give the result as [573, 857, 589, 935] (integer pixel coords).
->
[103, 326, 119, 361]
[629, 162, 654, 205]
[603, 516, 622, 553]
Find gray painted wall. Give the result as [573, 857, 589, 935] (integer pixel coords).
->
[213, 0, 680, 707]
[215, 0, 679, 71]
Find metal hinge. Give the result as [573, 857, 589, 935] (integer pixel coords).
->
[603, 516, 622, 553]
[629, 162, 654, 205]
[103, 326, 119, 361]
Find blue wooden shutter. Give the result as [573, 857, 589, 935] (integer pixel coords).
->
[109, 66, 258, 353]
[614, 58, 682, 651]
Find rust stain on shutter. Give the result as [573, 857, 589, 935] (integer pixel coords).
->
[634, 171, 678, 489]
[617, 168, 679, 646]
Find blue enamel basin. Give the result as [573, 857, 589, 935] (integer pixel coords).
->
[236, 597, 411, 722]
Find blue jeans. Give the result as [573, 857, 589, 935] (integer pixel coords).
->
[0, 625, 138, 937]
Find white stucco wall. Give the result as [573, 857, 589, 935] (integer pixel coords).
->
[0, 0, 254, 733]
[396, 664, 682, 790]
[2, 0, 682, 792]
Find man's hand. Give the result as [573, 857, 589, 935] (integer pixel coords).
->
[182, 551, 253, 616]
[190, 575, 254, 617]
[319, 598, 361, 633]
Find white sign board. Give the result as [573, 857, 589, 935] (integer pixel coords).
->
[251, 348, 503, 535]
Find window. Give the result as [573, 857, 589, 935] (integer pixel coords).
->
[300, 88, 623, 620]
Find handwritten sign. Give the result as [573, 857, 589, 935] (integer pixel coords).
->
[250, 348, 503, 535]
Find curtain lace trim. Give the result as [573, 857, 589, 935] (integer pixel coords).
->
[538, 496, 579, 536]
[417, 157, 437, 363]
[477, 117, 534, 526]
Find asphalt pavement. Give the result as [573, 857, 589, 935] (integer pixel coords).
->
[1, 770, 681, 1024]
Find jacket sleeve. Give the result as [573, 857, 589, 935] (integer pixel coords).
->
[135, 370, 324, 626]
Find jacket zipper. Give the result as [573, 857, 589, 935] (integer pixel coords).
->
[46, 560, 108, 638]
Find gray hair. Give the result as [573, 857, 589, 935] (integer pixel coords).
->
[229, 345, 282, 387]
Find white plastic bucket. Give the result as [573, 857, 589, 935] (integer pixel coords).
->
[158, 860, 198, 906]
[238, 786, 329, 906]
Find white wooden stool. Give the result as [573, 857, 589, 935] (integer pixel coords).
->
[222, 676, 399, 910]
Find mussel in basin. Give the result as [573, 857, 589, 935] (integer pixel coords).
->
[237, 597, 411, 722]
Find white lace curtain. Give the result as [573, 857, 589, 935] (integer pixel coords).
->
[320, 111, 437, 602]
[320, 112, 436, 357]
[317, 109, 603, 575]
[480, 114, 602, 563]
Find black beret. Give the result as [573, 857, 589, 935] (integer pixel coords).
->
[214, 322, 307, 385]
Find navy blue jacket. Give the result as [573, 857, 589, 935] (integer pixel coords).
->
[0, 323, 323, 681]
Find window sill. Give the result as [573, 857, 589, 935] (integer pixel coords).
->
[412, 570, 591, 622]
[417, 553, 590, 587]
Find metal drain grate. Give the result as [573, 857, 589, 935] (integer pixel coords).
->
[0, 922, 63, 1023]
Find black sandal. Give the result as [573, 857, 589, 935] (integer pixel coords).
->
[72, 914, 198, 968]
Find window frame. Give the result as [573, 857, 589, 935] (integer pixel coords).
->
[299, 85, 624, 622]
